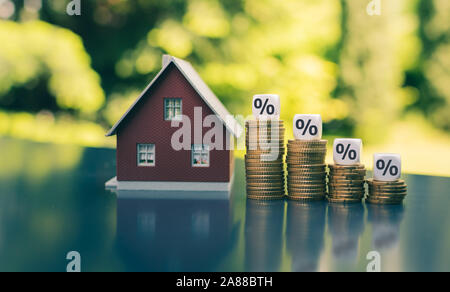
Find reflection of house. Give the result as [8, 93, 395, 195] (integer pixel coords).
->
[106, 55, 242, 192]
[116, 192, 235, 271]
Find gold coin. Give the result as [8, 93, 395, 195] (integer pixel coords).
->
[328, 193, 365, 199]
[287, 146, 327, 151]
[366, 179, 406, 185]
[288, 190, 327, 196]
[330, 173, 366, 178]
[328, 178, 365, 183]
[247, 187, 285, 193]
[247, 181, 285, 185]
[246, 166, 284, 171]
[328, 164, 365, 169]
[286, 170, 325, 175]
[288, 171, 326, 176]
[288, 185, 326, 190]
[287, 154, 325, 158]
[287, 160, 326, 165]
[247, 183, 285, 189]
[369, 191, 407, 196]
[329, 187, 365, 193]
[246, 165, 284, 170]
[288, 164, 327, 168]
[287, 192, 326, 198]
[330, 169, 367, 175]
[329, 189, 366, 194]
[289, 176, 326, 181]
[287, 195, 326, 200]
[288, 182, 326, 187]
[246, 130, 286, 135]
[246, 139, 285, 143]
[288, 139, 328, 145]
[368, 188, 408, 194]
[245, 158, 284, 163]
[246, 120, 284, 124]
[247, 195, 285, 201]
[247, 191, 286, 197]
[247, 173, 286, 178]
[246, 172, 284, 177]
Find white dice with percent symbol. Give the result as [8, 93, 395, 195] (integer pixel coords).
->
[293, 114, 322, 141]
[373, 153, 401, 181]
[333, 138, 362, 165]
[252, 94, 280, 119]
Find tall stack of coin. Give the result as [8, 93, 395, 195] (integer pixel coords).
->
[366, 179, 408, 205]
[327, 165, 366, 203]
[245, 120, 286, 200]
[286, 140, 328, 201]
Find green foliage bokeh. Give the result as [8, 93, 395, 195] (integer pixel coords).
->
[0, 0, 449, 148]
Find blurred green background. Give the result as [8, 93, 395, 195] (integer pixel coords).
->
[0, 0, 449, 176]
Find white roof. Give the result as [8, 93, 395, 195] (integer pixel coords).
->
[106, 55, 243, 138]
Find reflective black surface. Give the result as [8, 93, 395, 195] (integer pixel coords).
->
[0, 138, 449, 272]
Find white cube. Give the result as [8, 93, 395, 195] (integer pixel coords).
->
[373, 153, 401, 181]
[293, 114, 322, 140]
[252, 94, 280, 119]
[333, 139, 362, 165]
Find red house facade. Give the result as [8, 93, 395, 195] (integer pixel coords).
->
[105, 55, 242, 192]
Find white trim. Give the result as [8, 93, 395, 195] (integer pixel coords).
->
[104, 176, 233, 192]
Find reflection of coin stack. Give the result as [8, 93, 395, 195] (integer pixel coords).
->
[367, 204, 405, 251]
[286, 201, 326, 272]
[286, 140, 328, 201]
[327, 165, 367, 203]
[366, 179, 408, 205]
[245, 200, 285, 271]
[245, 120, 286, 200]
[327, 203, 365, 261]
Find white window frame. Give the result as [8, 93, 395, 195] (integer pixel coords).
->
[137, 144, 156, 167]
[164, 98, 182, 121]
[192, 145, 210, 168]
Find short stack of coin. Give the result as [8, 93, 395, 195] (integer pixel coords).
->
[327, 164, 366, 203]
[245, 120, 286, 200]
[286, 140, 328, 201]
[366, 179, 408, 205]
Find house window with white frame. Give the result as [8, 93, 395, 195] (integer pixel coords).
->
[164, 98, 182, 120]
[192, 145, 210, 167]
[137, 144, 155, 167]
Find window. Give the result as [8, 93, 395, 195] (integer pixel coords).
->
[192, 145, 210, 167]
[137, 144, 155, 166]
[164, 98, 182, 120]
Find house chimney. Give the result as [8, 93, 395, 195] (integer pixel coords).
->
[162, 55, 172, 68]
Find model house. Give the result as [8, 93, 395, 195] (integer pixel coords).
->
[105, 55, 242, 192]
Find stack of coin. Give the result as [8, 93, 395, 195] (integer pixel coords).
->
[327, 164, 366, 203]
[286, 140, 328, 201]
[245, 120, 286, 200]
[366, 179, 408, 205]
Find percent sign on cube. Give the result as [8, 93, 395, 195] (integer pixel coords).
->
[333, 139, 362, 165]
[252, 94, 280, 119]
[293, 114, 322, 140]
[373, 154, 401, 181]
